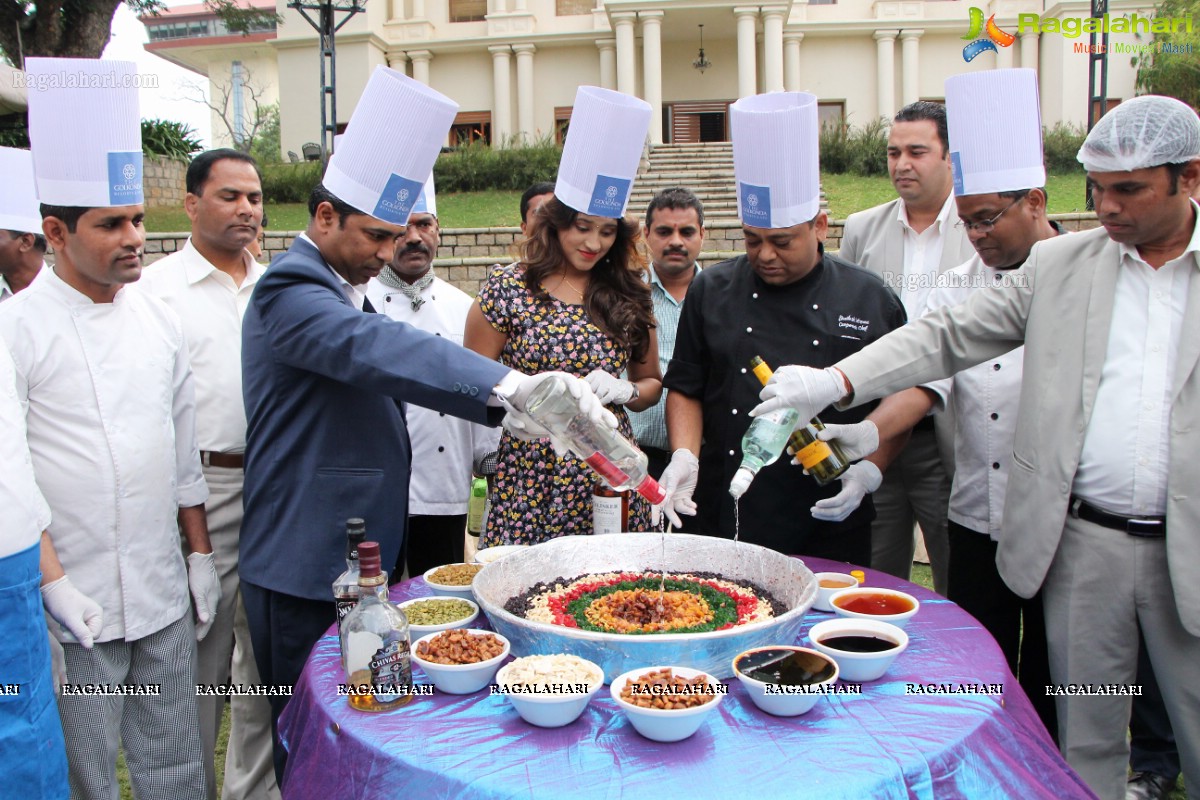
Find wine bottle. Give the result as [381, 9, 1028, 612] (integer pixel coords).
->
[749, 356, 850, 486]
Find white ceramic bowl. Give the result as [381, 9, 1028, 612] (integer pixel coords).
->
[410, 629, 511, 695]
[828, 587, 920, 629]
[609, 666, 724, 742]
[473, 544, 529, 565]
[494, 655, 604, 728]
[732, 646, 839, 717]
[812, 572, 861, 613]
[423, 563, 481, 599]
[807, 618, 909, 683]
[398, 597, 479, 636]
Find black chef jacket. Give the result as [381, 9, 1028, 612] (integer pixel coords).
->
[664, 249, 906, 557]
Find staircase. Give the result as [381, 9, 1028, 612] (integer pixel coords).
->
[632, 142, 739, 221]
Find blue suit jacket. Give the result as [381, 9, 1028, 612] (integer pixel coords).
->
[240, 238, 509, 601]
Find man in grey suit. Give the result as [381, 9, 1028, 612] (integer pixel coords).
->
[753, 95, 1200, 800]
[839, 102, 975, 594]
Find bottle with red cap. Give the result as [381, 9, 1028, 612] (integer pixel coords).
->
[338, 541, 413, 711]
[523, 375, 666, 507]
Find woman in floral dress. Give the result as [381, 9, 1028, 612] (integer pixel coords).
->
[465, 196, 661, 546]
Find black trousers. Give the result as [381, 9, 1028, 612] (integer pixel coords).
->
[241, 580, 338, 785]
[946, 520, 1057, 741]
[398, 513, 467, 580]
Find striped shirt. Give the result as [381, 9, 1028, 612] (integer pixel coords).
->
[629, 262, 698, 451]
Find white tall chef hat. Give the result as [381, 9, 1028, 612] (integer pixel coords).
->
[25, 58, 143, 208]
[945, 69, 1045, 196]
[730, 92, 821, 228]
[410, 173, 437, 217]
[323, 66, 457, 225]
[1077, 95, 1200, 172]
[554, 86, 652, 217]
[0, 148, 41, 233]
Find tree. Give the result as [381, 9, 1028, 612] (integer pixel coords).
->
[0, 1, 279, 65]
[1132, 0, 1200, 110]
[183, 62, 274, 153]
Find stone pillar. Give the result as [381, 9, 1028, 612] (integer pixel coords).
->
[389, 0, 405, 21]
[783, 33, 803, 92]
[514, 43, 536, 143]
[996, 37, 1015, 69]
[1020, 32, 1039, 70]
[735, 7, 759, 98]
[900, 29, 922, 107]
[490, 46, 513, 146]
[410, 50, 432, 85]
[597, 39, 617, 90]
[641, 11, 664, 144]
[874, 30, 897, 120]
[513, 0, 527, 10]
[613, 13, 637, 96]
[387, 51, 409, 73]
[761, 6, 786, 93]
[412, 0, 426, 18]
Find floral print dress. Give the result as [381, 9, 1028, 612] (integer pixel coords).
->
[477, 266, 652, 546]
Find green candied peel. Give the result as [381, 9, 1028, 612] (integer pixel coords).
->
[405, 598, 475, 626]
[566, 578, 739, 635]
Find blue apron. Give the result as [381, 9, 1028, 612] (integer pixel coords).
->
[0, 542, 68, 799]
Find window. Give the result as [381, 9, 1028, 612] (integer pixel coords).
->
[556, 0, 592, 15]
[555, 106, 573, 144]
[818, 101, 845, 131]
[809, 0, 837, 4]
[1091, 98, 1120, 123]
[449, 0, 486, 22]
[451, 111, 492, 145]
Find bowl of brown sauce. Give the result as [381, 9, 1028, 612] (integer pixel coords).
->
[731, 646, 839, 716]
[828, 587, 919, 628]
[806, 618, 909, 682]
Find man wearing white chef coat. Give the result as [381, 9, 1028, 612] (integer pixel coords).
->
[365, 178, 500, 577]
[0, 147, 45, 301]
[0, 57, 217, 800]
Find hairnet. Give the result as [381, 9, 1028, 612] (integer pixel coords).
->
[1077, 95, 1200, 172]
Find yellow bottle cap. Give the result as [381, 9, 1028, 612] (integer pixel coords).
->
[850, 570, 866, 584]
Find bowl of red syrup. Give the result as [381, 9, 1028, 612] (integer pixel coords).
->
[828, 587, 919, 629]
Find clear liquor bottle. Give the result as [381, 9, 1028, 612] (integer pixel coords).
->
[339, 541, 413, 712]
[523, 375, 666, 505]
[333, 518, 367, 624]
[729, 405, 800, 498]
[748, 356, 850, 487]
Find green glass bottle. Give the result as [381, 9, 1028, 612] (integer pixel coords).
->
[749, 356, 850, 487]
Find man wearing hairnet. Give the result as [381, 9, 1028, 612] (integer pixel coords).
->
[749, 96, 1200, 799]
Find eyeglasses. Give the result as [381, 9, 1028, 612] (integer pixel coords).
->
[955, 195, 1025, 234]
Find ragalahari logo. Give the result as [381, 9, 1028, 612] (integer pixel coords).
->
[962, 7, 1016, 62]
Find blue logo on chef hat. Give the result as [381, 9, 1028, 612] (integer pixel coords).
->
[740, 182, 771, 228]
[374, 173, 425, 225]
[588, 174, 631, 217]
[107, 151, 143, 205]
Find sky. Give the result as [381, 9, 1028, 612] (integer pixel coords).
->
[102, 0, 214, 147]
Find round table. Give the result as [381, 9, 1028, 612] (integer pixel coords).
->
[278, 557, 1093, 799]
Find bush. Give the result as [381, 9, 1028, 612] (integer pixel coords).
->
[1043, 122, 1087, 173]
[141, 118, 203, 162]
[434, 135, 562, 192]
[261, 162, 323, 204]
[819, 118, 888, 176]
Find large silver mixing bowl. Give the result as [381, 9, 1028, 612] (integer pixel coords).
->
[472, 533, 816, 681]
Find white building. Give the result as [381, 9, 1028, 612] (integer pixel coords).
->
[144, 0, 1158, 158]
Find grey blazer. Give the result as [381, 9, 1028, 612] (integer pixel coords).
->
[835, 227, 1200, 635]
[839, 197, 977, 284]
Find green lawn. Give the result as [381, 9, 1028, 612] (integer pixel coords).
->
[820, 172, 1089, 219]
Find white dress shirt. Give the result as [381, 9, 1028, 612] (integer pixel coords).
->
[297, 232, 367, 310]
[1074, 213, 1198, 516]
[0, 342, 50, 558]
[897, 193, 956, 320]
[0, 275, 12, 303]
[138, 239, 264, 453]
[920, 256, 1026, 539]
[0, 268, 208, 642]
[366, 274, 500, 514]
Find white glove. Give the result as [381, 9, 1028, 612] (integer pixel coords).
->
[501, 371, 618, 457]
[652, 449, 700, 528]
[187, 552, 221, 641]
[810, 461, 883, 522]
[584, 369, 635, 406]
[41, 575, 103, 648]
[48, 631, 66, 694]
[808, 421, 880, 463]
[751, 365, 847, 423]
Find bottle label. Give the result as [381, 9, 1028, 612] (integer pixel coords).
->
[593, 492, 625, 534]
[795, 440, 834, 470]
[467, 477, 487, 535]
[751, 361, 774, 386]
[584, 452, 632, 488]
[368, 637, 412, 704]
[335, 597, 358, 621]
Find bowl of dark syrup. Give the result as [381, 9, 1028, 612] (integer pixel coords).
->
[731, 646, 839, 717]
[807, 618, 909, 682]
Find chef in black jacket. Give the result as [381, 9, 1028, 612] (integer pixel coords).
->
[656, 92, 905, 563]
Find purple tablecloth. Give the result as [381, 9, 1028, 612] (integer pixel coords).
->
[279, 557, 1095, 799]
